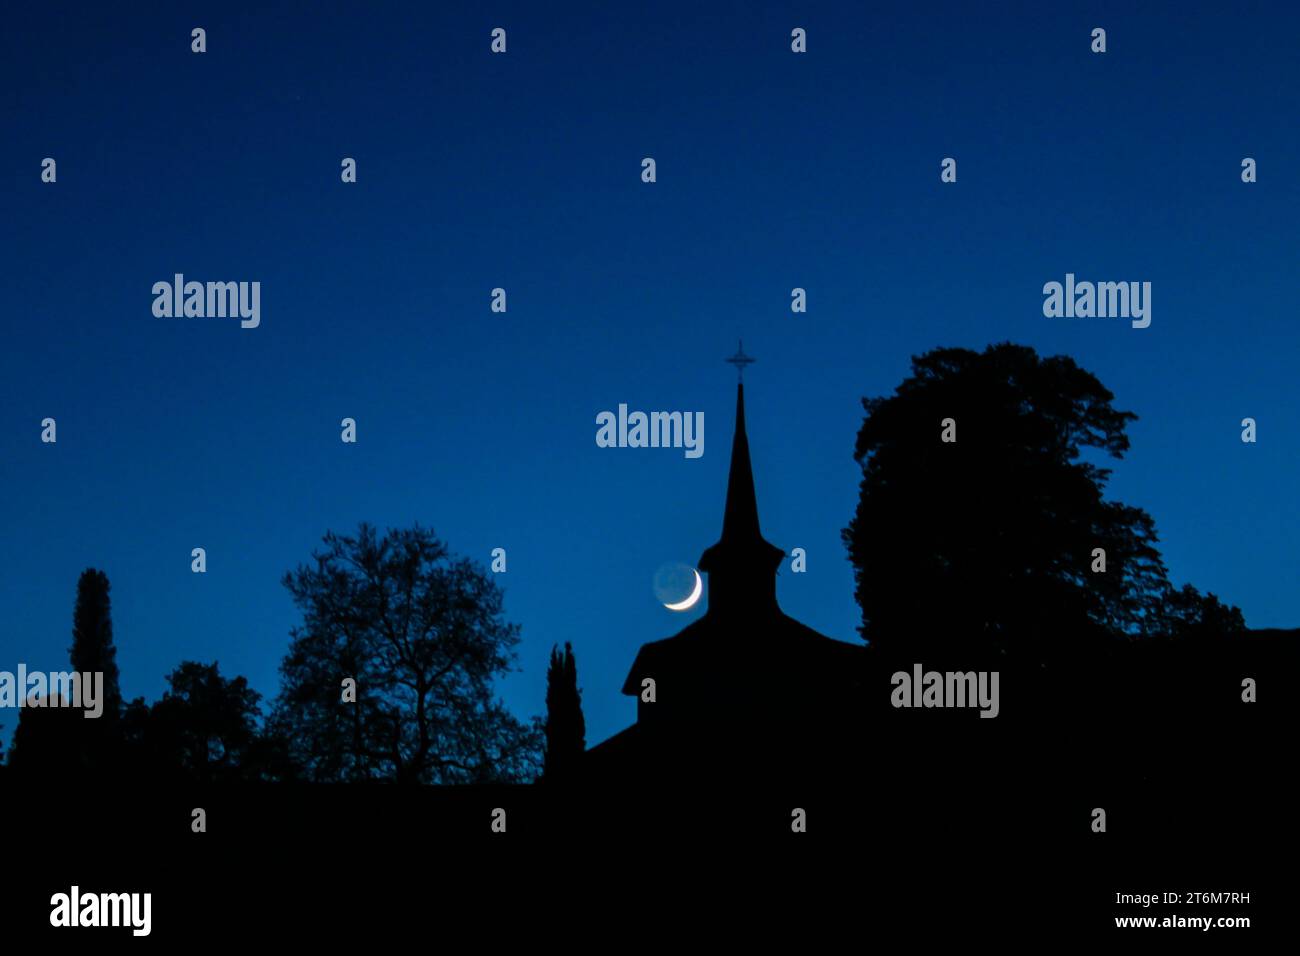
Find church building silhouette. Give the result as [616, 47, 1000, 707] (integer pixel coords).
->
[586, 357, 865, 782]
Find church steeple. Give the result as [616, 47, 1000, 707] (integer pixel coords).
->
[698, 344, 784, 616]
[715, 383, 765, 544]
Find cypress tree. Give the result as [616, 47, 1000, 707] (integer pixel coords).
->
[69, 569, 122, 718]
[67, 569, 123, 772]
[542, 642, 586, 782]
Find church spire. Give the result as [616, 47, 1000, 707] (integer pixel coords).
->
[718, 381, 764, 543]
[698, 343, 784, 615]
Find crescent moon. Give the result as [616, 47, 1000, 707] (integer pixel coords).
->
[663, 569, 702, 611]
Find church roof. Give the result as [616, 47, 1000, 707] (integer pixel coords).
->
[619, 611, 863, 696]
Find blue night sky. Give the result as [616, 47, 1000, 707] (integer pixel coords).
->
[3, 1, 1298, 751]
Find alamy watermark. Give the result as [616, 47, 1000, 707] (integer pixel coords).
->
[0, 665, 104, 718]
[152, 274, 260, 329]
[50, 886, 151, 936]
[1043, 273, 1151, 329]
[891, 663, 1000, 718]
[596, 405, 704, 459]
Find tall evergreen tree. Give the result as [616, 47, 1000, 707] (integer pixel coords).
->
[542, 642, 585, 782]
[9, 569, 126, 776]
[66, 568, 123, 773]
[69, 569, 122, 720]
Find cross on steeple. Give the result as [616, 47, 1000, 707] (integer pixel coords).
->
[725, 340, 755, 382]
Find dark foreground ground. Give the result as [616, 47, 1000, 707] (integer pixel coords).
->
[2, 634, 1293, 943]
[1, 764, 1289, 944]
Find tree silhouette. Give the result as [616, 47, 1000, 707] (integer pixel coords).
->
[69, 569, 122, 716]
[1158, 584, 1247, 643]
[121, 662, 268, 783]
[542, 642, 586, 782]
[8, 569, 124, 777]
[272, 523, 541, 783]
[67, 568, 123, 771]
[843, 343, 1169, 663]
[8, 699, 80, 777]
